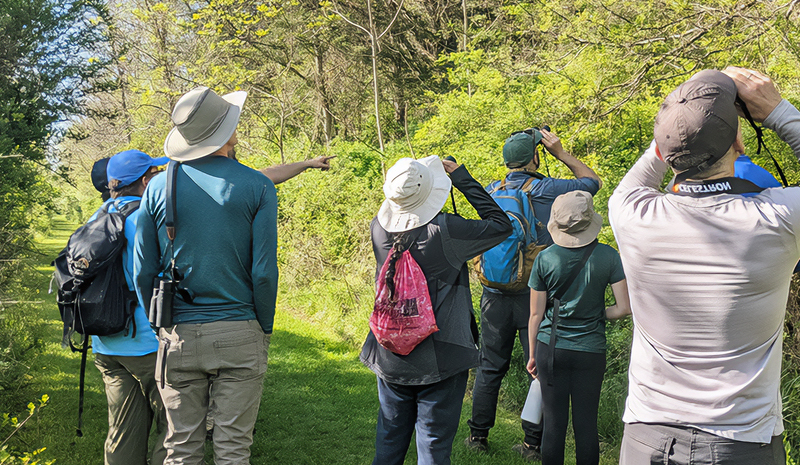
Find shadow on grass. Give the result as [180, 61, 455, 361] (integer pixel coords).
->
[251, 326, 379, 464]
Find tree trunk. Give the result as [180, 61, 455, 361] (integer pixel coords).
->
[314, 47, 334, 147]
[367, 0, 385, 154]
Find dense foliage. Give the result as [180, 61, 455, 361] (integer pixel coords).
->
[0, 0, 115, 409]
[8, 0, 800, 459]
[0, 0, 114, 252]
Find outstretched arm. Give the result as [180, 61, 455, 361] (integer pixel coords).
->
[259, 155, 335, 184]
[540, 129, 602, 188]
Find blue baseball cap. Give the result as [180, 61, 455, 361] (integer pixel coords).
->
[107, 150, 169, 188]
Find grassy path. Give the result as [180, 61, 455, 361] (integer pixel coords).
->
[6, 216, 617, 464]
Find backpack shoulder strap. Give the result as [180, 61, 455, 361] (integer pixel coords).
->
[116, 199, 141, 217]
[486, 179, 502, 195]
[166, 161, 179, 241]
[76, 333, 89, 437]
[520, 176, 538, 192]
[520, 177, 542, 239]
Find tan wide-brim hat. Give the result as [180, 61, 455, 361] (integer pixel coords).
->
[547, 191, 603, 248]
[164, 87, 247, 162]
[377, 155, 452, 233]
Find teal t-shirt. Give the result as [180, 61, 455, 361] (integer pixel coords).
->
[134, 156, 279, 333]
[528, 242, 625, 353]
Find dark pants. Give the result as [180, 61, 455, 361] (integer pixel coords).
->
[374, 371, 469, 465]
[536, 341, 606, 465]
[620, 423, 786, 465]
[468, 291, 542, 445]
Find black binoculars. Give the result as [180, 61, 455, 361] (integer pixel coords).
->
[149, 275, 176, 328]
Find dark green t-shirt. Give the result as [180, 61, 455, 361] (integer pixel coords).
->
[528, 242, 625, 353]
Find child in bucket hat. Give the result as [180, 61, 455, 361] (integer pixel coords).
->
[547, 191, 603, 248]
[527, 190, 630, 465]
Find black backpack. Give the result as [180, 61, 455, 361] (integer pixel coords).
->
[53, 200, 140, 342]
[50, 199, 140, 435]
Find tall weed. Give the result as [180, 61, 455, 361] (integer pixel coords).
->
[0, 395, 52, 465]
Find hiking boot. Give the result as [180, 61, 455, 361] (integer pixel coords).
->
[463, 435, 489, 452]
[512, 442, 542, 461]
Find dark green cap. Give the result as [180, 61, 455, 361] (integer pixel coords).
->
[503, 130, 542, 167]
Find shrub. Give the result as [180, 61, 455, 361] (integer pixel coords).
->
[0, 395, 53, 465]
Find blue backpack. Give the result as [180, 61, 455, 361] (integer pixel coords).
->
[474, 177, 546, 292]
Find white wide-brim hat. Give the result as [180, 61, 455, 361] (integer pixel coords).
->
[378, 155, 452, 233]
[164, 87, 247, 162]
[547, 191, 603, 248]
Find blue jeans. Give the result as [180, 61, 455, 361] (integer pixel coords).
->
[373, 371, 469, 465]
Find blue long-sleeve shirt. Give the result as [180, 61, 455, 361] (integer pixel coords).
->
[91, 196, 159, 356]
[134, 156, 279, 333]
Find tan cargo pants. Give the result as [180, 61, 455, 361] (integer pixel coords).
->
[156, 320, 270, 465]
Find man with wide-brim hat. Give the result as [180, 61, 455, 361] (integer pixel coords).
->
[525, 190, 629, 465]
[164, 86, 336, 183]
[609, 68, 800, 464]
[135, 86, 278, 463]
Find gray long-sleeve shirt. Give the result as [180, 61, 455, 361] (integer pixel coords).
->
[134, 156, 279, 333]
[609, 99, 800, 443]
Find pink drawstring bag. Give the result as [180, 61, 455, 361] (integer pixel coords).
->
[370, 248, 439, 355]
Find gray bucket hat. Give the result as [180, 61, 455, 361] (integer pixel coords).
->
[164, 87, 247, 161]
[548, 191, 602, 248]
[654, 70, 739, 174]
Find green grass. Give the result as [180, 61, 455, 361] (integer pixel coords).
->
[2, 216, 621, 464]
